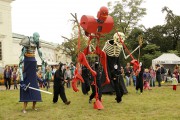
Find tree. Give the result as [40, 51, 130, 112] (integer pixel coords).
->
[167, 50, 180, 56]
[143, 7, 180, 53]
[162, 7, 180, 51]
[107, 0, 146, 35]
[59, 37, 78, 62]
[144, 25, 174, 52]
[141, 44, 161, 68]
[126, 27, 144, 52]
[59, 13, 88, 63]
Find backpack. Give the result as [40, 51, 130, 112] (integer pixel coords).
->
[161, 67, 166, 74]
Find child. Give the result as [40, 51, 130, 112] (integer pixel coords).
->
[172, 74, 178, 91]
[143, 69, 152, 90]
[12, 69, 18, 89]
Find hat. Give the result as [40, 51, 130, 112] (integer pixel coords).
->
[59, 62, 63, 68]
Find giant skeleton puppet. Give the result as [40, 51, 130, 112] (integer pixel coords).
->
[102, 32, 143, 94]
[102, 32, 128, 95]
[72, 6, 113, 110]
[19, 32, 50, 112]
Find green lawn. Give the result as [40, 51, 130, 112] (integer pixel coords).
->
[0, 83, 180, 120]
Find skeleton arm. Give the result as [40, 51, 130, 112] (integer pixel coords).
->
[121, 45, 141, 59]
[118, 34, 143, 60]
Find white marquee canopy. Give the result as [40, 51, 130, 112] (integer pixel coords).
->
[152, 53, 180, 69]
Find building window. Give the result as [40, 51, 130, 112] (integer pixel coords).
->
[0, 42, 2, 60]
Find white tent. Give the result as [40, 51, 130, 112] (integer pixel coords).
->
[152, 53, 180, 70]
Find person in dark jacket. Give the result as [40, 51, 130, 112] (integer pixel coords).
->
[53, 63, 70, 105]
[136, 62, 144, 94]
[3, 65, 12, 90]
[81, 65, 90, 95]
[155, 64, 162, 87]
[111, 64, 124, 103]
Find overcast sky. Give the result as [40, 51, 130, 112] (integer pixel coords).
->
[11, 0, 180, 44]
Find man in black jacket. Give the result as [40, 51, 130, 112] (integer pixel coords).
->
[53, 63, 71, 105]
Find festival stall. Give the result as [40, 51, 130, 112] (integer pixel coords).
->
[152, 53, 180, 71]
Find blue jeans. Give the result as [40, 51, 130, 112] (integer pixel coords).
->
[150, 78, 155, 87]
[125, 76, 130, 86]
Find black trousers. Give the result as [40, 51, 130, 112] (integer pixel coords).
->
[66, 78, 71, 88]
[89, 80, 102, 101]
[136, 79, 143, 93]
[113, 78, 123, 102]
[156, 75, 162, 87]
[4, 78, 11, 89]
[53, 85, 68, 103]
[13, 80, 18, 89]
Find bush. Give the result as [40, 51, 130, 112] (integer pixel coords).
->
[0, 79, 4, 85]
[0, 73, 4, 85]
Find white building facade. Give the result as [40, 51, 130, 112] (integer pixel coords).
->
[0, 0, 14, 67]
[0, 0, 71, 68]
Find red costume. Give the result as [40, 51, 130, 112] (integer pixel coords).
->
[72, 6, 140, 110]
[72, 6, 113, 110]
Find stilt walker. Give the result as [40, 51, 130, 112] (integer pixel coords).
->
[19, 32, 48, 113]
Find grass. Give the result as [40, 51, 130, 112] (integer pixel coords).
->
[0, 83, 180, 120]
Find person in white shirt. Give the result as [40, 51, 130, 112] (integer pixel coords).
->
[64, 66, 72, 88]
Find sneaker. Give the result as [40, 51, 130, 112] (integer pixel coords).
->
[117, 99, 122, 103]
[115, 97, 121, 103]
[32, 108, 38, 111]
[65, 101, 71, 105]
[22, 110, 27, 113]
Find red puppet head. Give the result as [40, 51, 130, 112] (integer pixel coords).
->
[97, 6, 108, 22]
